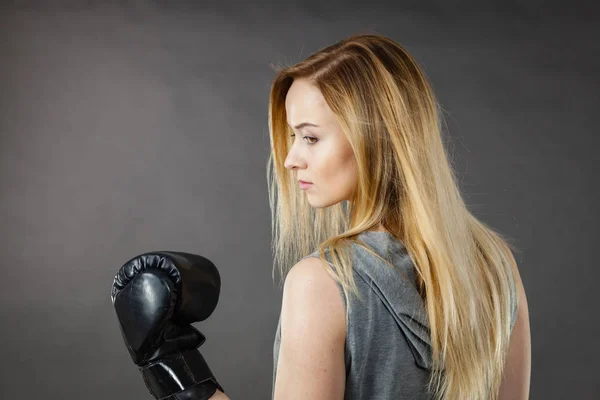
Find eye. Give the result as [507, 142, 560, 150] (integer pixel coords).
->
[290, 134, 318, 145]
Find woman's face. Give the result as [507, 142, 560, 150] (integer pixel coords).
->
[284, 78, 358, 208]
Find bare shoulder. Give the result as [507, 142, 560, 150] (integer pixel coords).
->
[210, 258, 347, 400]
[274, 256, 347, 398]
[499, 264, 532, 399]
[283, 256, 344, 321]
[279, 254, 346, 352]
[285, 256, 336, 286]
[282, 257, 344, 322]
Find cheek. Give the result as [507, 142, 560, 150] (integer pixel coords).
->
[316, 148, 357, 186]
[342, 155, 358, 187]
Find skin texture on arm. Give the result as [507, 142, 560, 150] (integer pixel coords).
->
[208, 256, 347, 400]
[273, 256, 347, 400]
[498, 266, 532, 399]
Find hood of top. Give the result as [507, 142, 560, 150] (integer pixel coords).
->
[351, 231, 433, 370]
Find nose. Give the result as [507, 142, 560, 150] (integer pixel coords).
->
[284, 143, 305, 171]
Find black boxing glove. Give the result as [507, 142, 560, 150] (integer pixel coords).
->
[111, 251, 225, 400]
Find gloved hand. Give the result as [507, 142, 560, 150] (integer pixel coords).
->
[111, 251, 225, 400]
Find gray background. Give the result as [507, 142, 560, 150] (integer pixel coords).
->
[1, 1, 598, 398]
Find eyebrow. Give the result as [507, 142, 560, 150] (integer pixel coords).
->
[287, 122, 320, 130]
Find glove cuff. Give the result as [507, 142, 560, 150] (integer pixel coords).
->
[140, 349, 224, 400]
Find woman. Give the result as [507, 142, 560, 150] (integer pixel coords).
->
[218, 32, 531, 400]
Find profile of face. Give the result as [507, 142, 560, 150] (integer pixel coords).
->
[284, 78, 358, 208]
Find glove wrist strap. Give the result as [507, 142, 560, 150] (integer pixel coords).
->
[140, 349, 224, 400]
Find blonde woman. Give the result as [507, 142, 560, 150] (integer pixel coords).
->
[213, 33, 531, 400]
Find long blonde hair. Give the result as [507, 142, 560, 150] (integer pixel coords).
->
[266, 33, 520, 400]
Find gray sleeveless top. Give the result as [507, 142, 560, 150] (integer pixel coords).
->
[272, 231, 518, 399]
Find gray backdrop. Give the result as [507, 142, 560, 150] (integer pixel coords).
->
[1, 1, 598, 399]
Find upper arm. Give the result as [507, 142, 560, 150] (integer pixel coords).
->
[273, 257, 347, 400]
[498, 265, 532, 400]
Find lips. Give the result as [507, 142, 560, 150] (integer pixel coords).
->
[298, 180, 312, 184]
[298, 180, 313, 190]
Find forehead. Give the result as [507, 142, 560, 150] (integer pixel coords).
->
[285, 79, 329, 123]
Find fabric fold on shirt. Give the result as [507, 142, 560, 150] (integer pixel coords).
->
[344, 231, 433, 370]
